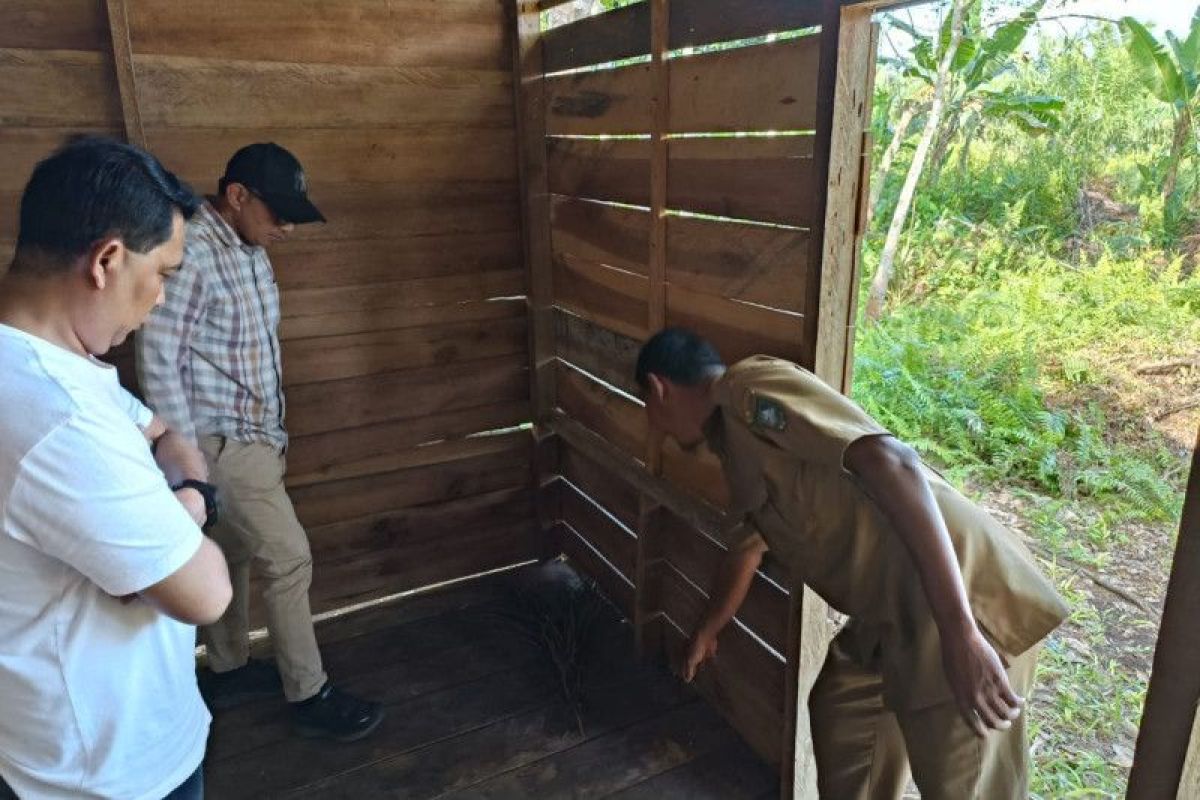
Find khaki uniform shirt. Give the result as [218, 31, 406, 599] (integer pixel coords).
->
[705, 356, 1069, 710]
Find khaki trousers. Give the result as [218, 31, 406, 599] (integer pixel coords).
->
[198, 437, 327, 702]
[809, 628, 1038, 800]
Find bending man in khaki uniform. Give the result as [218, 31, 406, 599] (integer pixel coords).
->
[635, 328, 1068, 799]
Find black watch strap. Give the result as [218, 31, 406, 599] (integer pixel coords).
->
[171, 479, 219, 530]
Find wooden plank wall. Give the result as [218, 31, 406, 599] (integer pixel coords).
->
[0, 1, 539, 619]
[516, 0, 851, 785]
[0, 2, 122, 262]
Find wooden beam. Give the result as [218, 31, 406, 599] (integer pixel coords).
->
[813, 10, 877, 389]
[647, 0, 669, 341]
[1180, 707, 1200, 799]
[842, 0, 934, 11]
[511, 1, 556, 425]
[782, 6, 876, 798]
[799, 0, 843, 373]
[104, 0, 145, 148]
[1128, 427, 1200, 800]
[631, 0, 671, 658]
[511, 0, 558, 556]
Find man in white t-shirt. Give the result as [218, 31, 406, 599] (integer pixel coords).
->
[0, 138, 233, 799]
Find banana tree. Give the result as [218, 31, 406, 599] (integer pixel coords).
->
[1121, 9, 1200, 203]
[868, 0, 1058, 321]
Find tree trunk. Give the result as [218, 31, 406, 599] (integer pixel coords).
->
[866, 0, 967, 322]
[868, 101, 923, 221]
[926, 105, 963, 188]
[1164, 105, 1192, 202]
[957, 113, 981, 177]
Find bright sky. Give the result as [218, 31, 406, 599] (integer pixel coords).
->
[1049, 0, 1195, 36]
[879, 0, 1197, 58]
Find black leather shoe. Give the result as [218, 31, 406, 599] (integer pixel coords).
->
[198, 658, 283, 710]
[292, 683, 384, 742]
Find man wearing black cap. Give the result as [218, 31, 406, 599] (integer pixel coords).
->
[136, 143, 383, 741]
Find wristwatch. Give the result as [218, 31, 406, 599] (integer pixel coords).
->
[171, 479, 219, 530]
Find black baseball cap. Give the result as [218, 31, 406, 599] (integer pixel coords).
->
[221, 142, 325, 225]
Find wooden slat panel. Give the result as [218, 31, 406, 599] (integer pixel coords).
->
[546, 137, 650, 207]
[542, 2, 650, 74]
[0, 194, 16, 242]
[666, 283, 804, 364]
[560, 441, 640, 530]
[287, 355, 528, 438]
[274, 182, 519, 242]
[271, 233, 521, 290]
[290, 432, 531, 528]
[658, 509, 788, 655]
[551, 414, 722, 547]
[560, 524, 636, 616]
[281, 313, 527, 386]
[553, 253, 648, 340]
[661, 438, 730, 509]
[0, 1, 110, 51]
[544, 62, 651, 136]
[282, 270, 524, 318]
[128, 0, 508, 70]
[0, 127, 121, 192]
[308, 486, 534, 581]
[550, 194, 649, 275]
[555, 362, 646, 464]
[554, 310, 641, 398]
[0, 48, 121, 127]
[669, 36, 821, 134]
[667, 136, 815, 227]
[135, 55, 513, 130]
[307, 491, 538, 615]
[290, 405, 530, 475]
[658, 568, 785, 765]
[561, 480, 637, 580]
[669, 0, 822, 50]
[279, 296, 523, 341]
[289, 401, 530, 488]
[147, 128, 518, 185]
[665, 212, 809, 312]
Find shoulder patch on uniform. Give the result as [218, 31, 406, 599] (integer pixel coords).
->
[750, 394, 787, 431]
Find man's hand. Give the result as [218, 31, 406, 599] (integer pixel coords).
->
[942, 626, 1023, 737]
[680, 629, 719, 683]
[174, 487, 207, 527]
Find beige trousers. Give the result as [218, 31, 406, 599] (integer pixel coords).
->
[809, 628, 1039, 800]
[198, 437, 327, 702]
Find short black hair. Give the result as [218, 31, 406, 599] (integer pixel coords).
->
[12, 136, 199, 273]
[635, 327, 725, 390]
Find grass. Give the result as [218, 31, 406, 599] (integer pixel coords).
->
[852, 209, 1195, 793]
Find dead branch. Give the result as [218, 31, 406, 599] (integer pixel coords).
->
[1136, 358, 1200, 376]
[1155, 397, 1200, 422]
[1024, 538, 1155, 616]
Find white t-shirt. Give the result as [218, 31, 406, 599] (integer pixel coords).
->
[0, 324, 210, 800]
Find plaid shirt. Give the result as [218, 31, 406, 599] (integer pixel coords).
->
[136, 201, 287, 450]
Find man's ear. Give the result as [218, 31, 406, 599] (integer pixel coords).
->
[225, 182, 250, 212]
[86, 238, 124, 290]
[646, 373, 668, 404]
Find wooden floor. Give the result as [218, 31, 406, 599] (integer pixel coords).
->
[204, 563, 779, 799]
